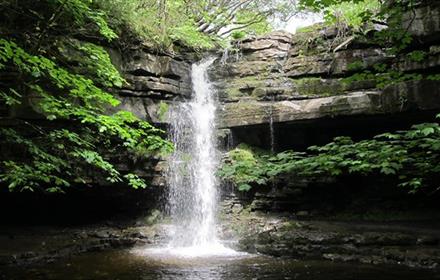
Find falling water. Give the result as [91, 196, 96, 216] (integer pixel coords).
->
[220, 48, 229, 65]
[164, 58, 237, 257]
[268, 96, 276, 153]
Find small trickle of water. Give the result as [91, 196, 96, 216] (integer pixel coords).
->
[220, 48, 229, 65]
[268, 96, 276, 153]
[163, 58, 238, 258]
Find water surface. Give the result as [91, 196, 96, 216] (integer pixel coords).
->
[2, 248, 439, 280]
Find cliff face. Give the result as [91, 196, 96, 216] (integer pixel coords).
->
[106, 48, 193, 189]
[111, 48, 192, 125]
[209, 1, 440, 150]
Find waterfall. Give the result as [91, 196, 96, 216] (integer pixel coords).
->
[164, 58, 237, 257]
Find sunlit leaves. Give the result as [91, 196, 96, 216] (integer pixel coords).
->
[0, 1, 172, 193]
[217, 144, 269, 192]
[52, 0, 117, 41]
[124, 173, 147, 189]
[324, 0, 381, 31]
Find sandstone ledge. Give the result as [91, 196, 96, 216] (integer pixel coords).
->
[219, 80, 440, 128]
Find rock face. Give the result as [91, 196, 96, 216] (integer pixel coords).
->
[219, 83, 440, 128]
[112, 49, 192, 124]
[236, 217, 440, 269]
[211, 2, 440, 132]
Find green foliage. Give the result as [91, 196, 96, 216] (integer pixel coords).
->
[51, 0, 118, 41]
[232, 9, 272, 38]
[231, 31, 247, 40]
[58, 39, 125, 88]
[300, 0, 415, 55]
[324, 0, 381, 31]
[170, 22, 216, 50]
[0, 88, 21, 106]
[427, 74, 440, 81]
[299, 0, 364, 11]
[346, 60, 364, 71]
[343, 67, 423, 90]
[0, 1, 172, 192]
[93, 0, 217, 49]
[217, 144, 269, 191]
[124, 173, 147, 189]
[157, 102, 169, 122]
[407, 50, 427, 62]
[93, 0, 285, 50]
[220, 119, 440, 194]
[296, 25, 319, 34]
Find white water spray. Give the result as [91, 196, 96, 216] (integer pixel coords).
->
[163, 58, 237, 257]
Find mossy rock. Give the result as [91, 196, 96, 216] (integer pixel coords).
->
[157, 101, 169, 122]
[223, 76, 268, 99]
[292, 77, 346, 96]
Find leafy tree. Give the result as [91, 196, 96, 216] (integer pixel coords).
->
[0, 0, 172, 192]
[94, 0, 299, 49]
[94, 0, 218, 50]
[324, 0, 381, 32]
[185, 0, 295, 37]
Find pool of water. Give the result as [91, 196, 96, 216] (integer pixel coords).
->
[2, 246, 439, 280]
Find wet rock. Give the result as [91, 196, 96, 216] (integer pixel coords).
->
[416, 236, 439, 245]
[296, 211, 309, 217]
[91, 231, 110, 239]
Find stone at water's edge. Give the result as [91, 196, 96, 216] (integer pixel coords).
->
[0, 224, 160, 266]
[218, 200, 440, 269]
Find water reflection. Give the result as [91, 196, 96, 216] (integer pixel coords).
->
[2, 248, 440, 280]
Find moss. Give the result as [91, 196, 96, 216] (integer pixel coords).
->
[225, 87, 247, 99]
[293, 77, 346, 96]
[347, 60, 365, 71]
[225, 76, 267, 99]
[157, 101, 169, 122]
